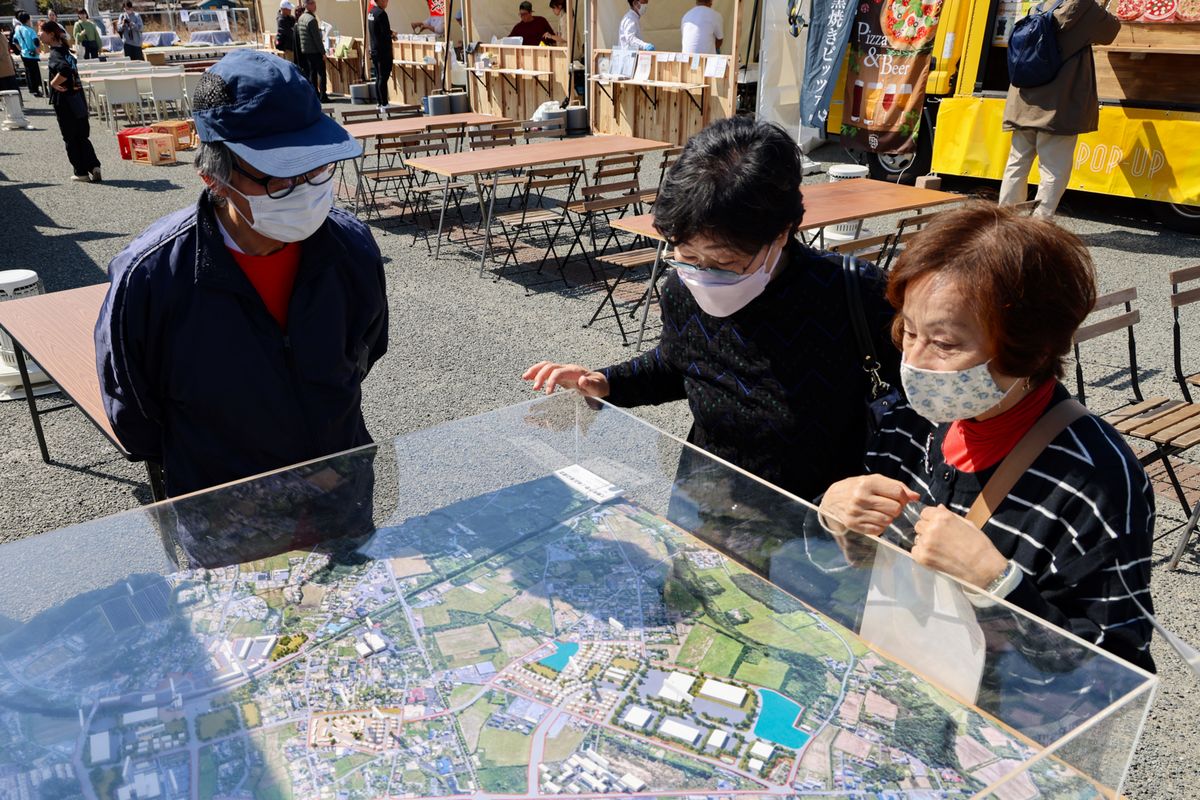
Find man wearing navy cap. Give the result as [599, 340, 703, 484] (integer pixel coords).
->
[95, 50, 389, 499]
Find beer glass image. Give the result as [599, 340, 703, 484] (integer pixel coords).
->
[864, 82, 883, 126]
[851, 80, 865, 122]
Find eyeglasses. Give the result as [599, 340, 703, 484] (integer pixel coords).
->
[231, 161, 337, 200]
[664, 243, 766, 275]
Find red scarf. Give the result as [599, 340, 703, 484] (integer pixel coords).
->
[941, 380, 1056, 473]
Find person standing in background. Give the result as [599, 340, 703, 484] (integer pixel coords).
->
[39, 21, 101, 182]
[276, 0, 297, 61]
[367, 0, 396, 108]
[508, 1, 554, 46]
[297, 0, 330, 102]
[117, 0, 144, 60]
[680, 0, 722, 54]
[617, 0, 653, 50]
[73, 9, 102, 60]
[998, 0, 1119, 218]
[12, 13, 42, 98]
[0, 27, 20, 92]
[543, 0, 566, 44]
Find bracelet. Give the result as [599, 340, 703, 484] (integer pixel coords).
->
[984, 559, 1020, 598]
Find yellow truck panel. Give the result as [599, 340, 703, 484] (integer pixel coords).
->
[931, 96, 1200, 206]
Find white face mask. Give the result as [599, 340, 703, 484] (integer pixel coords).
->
[230, 177, 335, 244]
[675, 242, 783, 318]
[900, 358, 1017, 424]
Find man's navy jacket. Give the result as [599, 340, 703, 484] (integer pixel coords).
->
[95, 193, 388, 498]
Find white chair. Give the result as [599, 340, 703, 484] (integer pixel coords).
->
[96, 76, 146, 130]
[182, 72, 203, 115]
[148, 73, 185, 119]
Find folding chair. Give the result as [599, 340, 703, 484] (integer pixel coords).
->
[341, 108, 381, 125]
[466, 126, 524, 209]
[879, 206, 954, 270]
[557, 155, 646, 273]
[1011, 199, 1041, 216]
[518, 118, 566, 142]
[1166, 264, 1200, 568]
[402, 131, 471, 251]
[479, 165, 581, 285]
[423, 120, 467, 151]
[1073, 286, 1200, 570]
[828, 232, 895, 266]
[384, 104, 423, 119]
[359, 136, 413, 220]
[633, 146, 683, 207]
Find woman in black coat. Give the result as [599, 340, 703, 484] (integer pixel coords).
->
[39, 21, 101, 182]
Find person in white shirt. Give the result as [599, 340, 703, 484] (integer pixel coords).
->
[411, 15, 445, 34]
[618, 0, 653, 50]
[680, 0, 722, 54]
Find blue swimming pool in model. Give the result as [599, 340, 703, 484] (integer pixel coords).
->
[538, 641, 579, 672]
[753, 688, 812, 749]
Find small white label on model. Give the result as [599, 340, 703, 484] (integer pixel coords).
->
[554, 465, 623, 503]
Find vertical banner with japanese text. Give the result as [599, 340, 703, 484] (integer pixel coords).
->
[839, 0, 944, 153]
[800, 0, 858, 129]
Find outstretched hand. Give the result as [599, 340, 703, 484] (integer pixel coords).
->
[522, 361, 610, 398]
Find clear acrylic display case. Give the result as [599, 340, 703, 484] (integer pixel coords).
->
[0, 395, 1155, 799]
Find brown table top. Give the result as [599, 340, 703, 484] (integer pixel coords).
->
[611, 178, 963, 240]
[405, 135, 673, 178]
[343, 113, 510, 140]
[0, 284, 120, 452]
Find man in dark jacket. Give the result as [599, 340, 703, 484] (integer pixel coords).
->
[297, 0, 329, 101]
[95, 50, 387, 498]
[999, 0, 1120, 218]
[367, 0, 396, 109]
[276, 0, 297, 61]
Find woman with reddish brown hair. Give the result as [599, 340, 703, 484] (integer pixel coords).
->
[818, 201, 1155, 671]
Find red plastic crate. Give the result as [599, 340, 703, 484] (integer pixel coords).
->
[117, 126, 154, 160]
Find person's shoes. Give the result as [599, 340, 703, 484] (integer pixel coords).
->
[70, 173, 90, 182]
[320, 93, 332, 102]
[89, 167, 102, 183]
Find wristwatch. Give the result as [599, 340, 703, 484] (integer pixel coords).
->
[984, 559, 1021, 599]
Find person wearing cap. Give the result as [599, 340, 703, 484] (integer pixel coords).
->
[95, 51, 389, 499]
[509, 1, 553, 46]
[367, 0, 396, 108]
[276, 0, 298, 61]
[297, 0, 329, 102]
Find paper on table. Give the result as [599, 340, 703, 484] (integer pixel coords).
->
[633, 52, 652, 82]
[655, 52, 671, 62]
[703, 55, 728, 78]
[674, 52, 690, 62]
[179, 9, 190, 21]
[690, 53, 701, 70]
[610, 49, 636, 78]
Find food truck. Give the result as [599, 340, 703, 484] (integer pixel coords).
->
[823, 0, 1200, 230]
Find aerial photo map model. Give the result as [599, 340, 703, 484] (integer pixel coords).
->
[0, 466, 1105, 800]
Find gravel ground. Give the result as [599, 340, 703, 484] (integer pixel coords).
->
[1, 99, 1199, 796]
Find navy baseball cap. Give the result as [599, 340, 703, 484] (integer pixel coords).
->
[191, 50, 361, 178]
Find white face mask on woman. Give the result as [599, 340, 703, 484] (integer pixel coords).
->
[900, 358, 1021, 424]
[231, 177, 335, 243]
[675, 241, 783, 318]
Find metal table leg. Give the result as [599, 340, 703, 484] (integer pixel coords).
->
[434, 182, 451, 260]
[15, 348, 50, 463]
[635, 241, 666, 352]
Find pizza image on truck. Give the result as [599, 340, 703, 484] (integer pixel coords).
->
[824, 0, 1200, 231]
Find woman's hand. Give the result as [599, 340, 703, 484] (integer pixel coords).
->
[522, 362, 610, 398]
[818, 475, 920, 537]
[912, 505, 1009, 588]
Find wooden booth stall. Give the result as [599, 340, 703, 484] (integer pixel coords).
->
[463, 0, 575, 119]
[587, 0, 756, 144]
[379, 0, 452, 104]
[252, 0, 367, 93]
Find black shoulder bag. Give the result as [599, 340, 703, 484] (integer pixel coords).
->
[839, 254, 901, 435]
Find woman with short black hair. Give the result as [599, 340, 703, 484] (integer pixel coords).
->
[524, 116, 897, 502]
[39, 20, 101, 183]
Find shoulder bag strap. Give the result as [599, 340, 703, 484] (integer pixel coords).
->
[838, 254, 889, 400]
[965, 398, 1090, 529]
